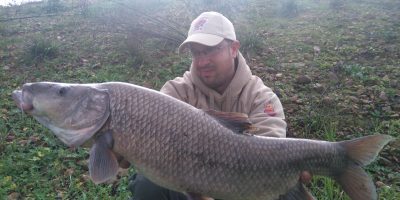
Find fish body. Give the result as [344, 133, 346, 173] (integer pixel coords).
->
[12, 82, 393, 200]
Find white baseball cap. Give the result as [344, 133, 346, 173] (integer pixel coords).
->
[178, 11, 236, 53]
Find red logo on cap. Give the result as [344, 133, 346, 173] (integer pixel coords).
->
[193, 17, 208, 31]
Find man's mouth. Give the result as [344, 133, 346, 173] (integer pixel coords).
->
[199, 68, 214, 77]
[12, 90, 34, 112]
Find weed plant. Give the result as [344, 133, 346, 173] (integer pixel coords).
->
[280, 0, 299, 18]
[329, 0, 345, 10]
[237, 29, 265, 59]
[44, 0, 65, 13]
[24, 38, 59, 64]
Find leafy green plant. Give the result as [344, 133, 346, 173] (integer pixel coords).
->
[237, 28, 265, 58]
[44, 0, 65, 13]
[379, 29, 398, 43]
[342, 64, 366, 80]
[24, 38, 59, 64]
[181, 0, 238, 18]
[123, 34, 149, 66]
[0, 23, 6, 36]
[329, 0, 345, 10]
[337, 45, 359, 57]
[280, 0, 299, 18]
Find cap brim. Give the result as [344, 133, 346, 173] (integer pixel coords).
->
[178, 33, 224, 54]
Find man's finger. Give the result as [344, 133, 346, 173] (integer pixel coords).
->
[300, 171, 312, 184]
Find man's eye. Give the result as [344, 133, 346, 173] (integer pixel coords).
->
[208, 46, 221, 54]
[190, 49, 197, 54]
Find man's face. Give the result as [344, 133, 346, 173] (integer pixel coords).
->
[189, 40, 240, 93]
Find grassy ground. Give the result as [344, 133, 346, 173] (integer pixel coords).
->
[0, 0, 399, 199]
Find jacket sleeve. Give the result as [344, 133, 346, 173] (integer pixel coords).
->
[248, 78, 287, 138]
[160, 77, 189, 103]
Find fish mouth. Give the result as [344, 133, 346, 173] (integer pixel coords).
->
[12, 89, 34, 113]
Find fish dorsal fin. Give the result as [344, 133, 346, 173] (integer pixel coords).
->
[205, 110, 258, 134]
[89, 131, 119, 184]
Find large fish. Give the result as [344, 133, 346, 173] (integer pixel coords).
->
[12, 82, 393, 200]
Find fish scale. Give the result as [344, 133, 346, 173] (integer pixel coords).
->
[101, 83, 341, 199]
[12, 82, 393, 200]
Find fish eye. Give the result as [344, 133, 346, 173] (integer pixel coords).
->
[58, 87, 68, 96]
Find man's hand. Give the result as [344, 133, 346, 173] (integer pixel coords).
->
[299, 171, 312, 185]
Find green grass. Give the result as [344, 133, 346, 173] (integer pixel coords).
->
[311, 176, 349, 200]
[0, 110, 132, 199]
[1, 0, 399, 199]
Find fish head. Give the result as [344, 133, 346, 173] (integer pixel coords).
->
[12, 82, 110, 148]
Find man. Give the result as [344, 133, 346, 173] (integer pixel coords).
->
[128, 11, 310, 200]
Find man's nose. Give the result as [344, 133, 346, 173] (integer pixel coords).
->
[195, 55, 211, 67]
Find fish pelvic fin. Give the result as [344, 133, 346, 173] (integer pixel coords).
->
[186, 192, 214, 200]
[278, 182, 316, 200]
[205, 110, 258, 134]
[336, 134, 393, 200]
[89, 131, 119, 184]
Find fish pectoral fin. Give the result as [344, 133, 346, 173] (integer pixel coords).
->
[205, 110, 258, 134]
[186, 192, 214, 200]
[278, 182, 315, 200]
[89, 131, 119, 184]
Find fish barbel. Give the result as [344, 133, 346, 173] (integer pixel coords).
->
[12, 82, 393, 200]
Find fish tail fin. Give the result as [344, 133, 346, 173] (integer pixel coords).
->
[340, 134, 393, 166]
[336, 165, 376, 200]
[336, 134, 393, 200]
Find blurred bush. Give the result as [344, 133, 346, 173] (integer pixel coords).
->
[329, 0, 345, 10]
[24, 38, 59, 64]
[44, 0, 65, 13]
[236, 28, 265, 59]
[280, 0, 298, 18]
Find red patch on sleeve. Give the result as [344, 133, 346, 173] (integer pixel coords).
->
[264, 103, 276, 116]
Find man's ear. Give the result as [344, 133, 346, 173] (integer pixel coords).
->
[230, 40, 241, 58]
